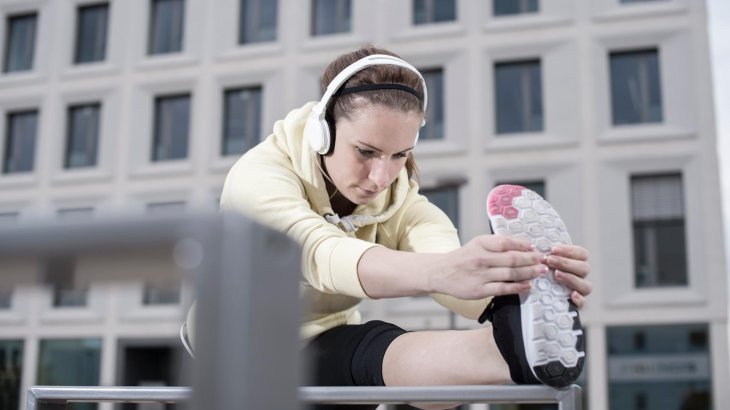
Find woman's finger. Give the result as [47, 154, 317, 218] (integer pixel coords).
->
[546, 255, 590, 278]
[555, 270, 593, 296]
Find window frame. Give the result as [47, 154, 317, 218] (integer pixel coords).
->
[2, 11, 37, 73]
[2, 109, 39, 175]
[310, 0, 352, 36]
[151, 93, 191, 162]
[221, 85, 263, 156]
[73, 2, 109, 64]
[147, 0, 186, 55]
[65, 102, 101, 169]
[494, 58, 544, 135]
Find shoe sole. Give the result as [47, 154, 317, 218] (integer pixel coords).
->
[487, 184, 585, 387]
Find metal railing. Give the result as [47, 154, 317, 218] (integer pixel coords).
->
[6, 216, 581, 410]
[27, 385, 582, 409]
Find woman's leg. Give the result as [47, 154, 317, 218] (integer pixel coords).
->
[382, 326, 510, 410]
[382, 326, 510, 386]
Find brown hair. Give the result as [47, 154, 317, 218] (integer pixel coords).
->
[321, 45, 422, 181]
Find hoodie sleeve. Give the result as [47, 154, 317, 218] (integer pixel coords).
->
[392, 189, 491, 321]
[220, 141, 377, 300]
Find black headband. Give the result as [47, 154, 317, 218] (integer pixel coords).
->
[333, 83, 422, 101]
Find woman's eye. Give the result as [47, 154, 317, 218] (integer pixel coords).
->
[356, 147, 375, 157]
[394, 152, 408, 159]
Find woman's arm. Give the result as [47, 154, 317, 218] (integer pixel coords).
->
[358, 235, 547, 300]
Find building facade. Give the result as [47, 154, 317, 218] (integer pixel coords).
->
[0, 0, 727, 409]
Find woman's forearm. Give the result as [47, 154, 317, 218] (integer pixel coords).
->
[357, 246, 444, 298]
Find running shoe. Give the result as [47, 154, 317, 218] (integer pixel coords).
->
[480, 184, 585, 388]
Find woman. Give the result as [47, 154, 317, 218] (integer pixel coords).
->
[220, 45, 591, 409]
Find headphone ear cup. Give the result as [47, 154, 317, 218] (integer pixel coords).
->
[304, 114, 331, 155]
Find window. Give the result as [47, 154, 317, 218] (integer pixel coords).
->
[0, 212, 19, 224]
[3, 110, 38, 174]
[65, 103, 100, 169]
[38, 339, 101, 410]
[607, 324, 711, 410]
[222, 86, 262, 156]
[495, 180, 545, 199]
[148, 0, 184, 55]
[0, 288, 11, 308]
[493, 0, 539, 16]
[58, 207, 94, 220]
[239, 0, 277, 44]
[3, 12, 37, 72]
[143, 281, 181, 305]
[421, 184, 460, 230]
[74, 3, 108, 64]
[419, 68, 444, 141]
[610, 49, 663, 125]
[631, 173, 687, 287]
[495, 60, 543, 134]
[311, 0, 351, 36]
[44, 256, 87, 307]
[152, 94, 190, 161]
[0, 340, 23, 410]
[147, 201, 186, 215]
[119, 341, 187, 406]
[413, 0, 456, 24]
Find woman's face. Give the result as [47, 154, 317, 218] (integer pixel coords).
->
[323, 104, 422, 206]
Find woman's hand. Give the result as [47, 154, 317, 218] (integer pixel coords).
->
[545, 244, 592, 308]
[431, 235, 547, 300]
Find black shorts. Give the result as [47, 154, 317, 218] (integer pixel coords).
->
[302, 320, 407, 410]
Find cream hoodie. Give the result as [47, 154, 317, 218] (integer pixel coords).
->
[221, 102, 490, 339]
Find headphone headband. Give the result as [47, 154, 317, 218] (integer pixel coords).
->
[314, 54, 428, 117]
[305, 53, 428, 155]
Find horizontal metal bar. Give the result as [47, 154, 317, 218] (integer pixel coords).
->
[28, 385, 580, 406]
[300, 385, 579, 404]
[27, 386, 192, 410]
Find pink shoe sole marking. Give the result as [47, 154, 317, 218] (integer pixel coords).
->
[487, 184, 525, 220]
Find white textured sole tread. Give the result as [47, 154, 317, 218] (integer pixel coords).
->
[487, 185, 585, 387]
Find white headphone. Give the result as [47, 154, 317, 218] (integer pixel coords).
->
[304, 54, 429, 155]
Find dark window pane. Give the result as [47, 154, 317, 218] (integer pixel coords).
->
[66, 104, 100, 168]
[610, 49, 663, 125]
[143, 281, 181, 305]
[419, 68, 444, 140]
[413, 0, 456, 25]
[631, 174, 687, 288]
[44, 256, 88, 308]
[119, 343, 186, 407]
[75, 4, 108, 64]
[223, 86, 262, 155]
[493, 0, 539, 16]
[495, 180, 545, 199]
[3, 13, 37, 72]
[152, 94, 190, 161]
[58, 207, 94, 221]
[495, 60, 543, 134]
[148, 0, 185, 55]
[38, 339, 101, 410]
[147, 201, 186, 215]
[421, 185, 460, 230]
[239, 0, 277, 44]
[621, 0, 667, 3]
[0, 340, 23, 410]
[3, 110, 38, 174]
[311, 0, 351, 36]
[0, 288, 12, 308]
[607, 324, 711, 410]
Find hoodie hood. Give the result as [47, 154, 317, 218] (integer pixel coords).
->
[270, 101, 413, 233]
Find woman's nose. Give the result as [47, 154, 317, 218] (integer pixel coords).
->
[368, 159, 390, 188]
